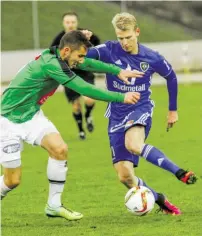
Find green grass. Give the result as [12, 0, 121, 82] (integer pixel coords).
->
[1, 84, 202, 236]
[1, 1, 198, 51]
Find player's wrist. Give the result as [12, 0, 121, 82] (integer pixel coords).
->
[111, 65, 121, 75]
[169, 105, 177, 111]
[116, 92, 125, 102]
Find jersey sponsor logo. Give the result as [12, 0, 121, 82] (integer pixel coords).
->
[130, 78, 136, 85]
[125, 64, 137, 84]
[38, 88, 57, 105]
[3, 143, 20, 154]
[140, 62, 149, 72]
[113, 81, 146, 92]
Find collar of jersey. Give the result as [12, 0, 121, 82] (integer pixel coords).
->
[56, 47, 61, 59]
[118, 42, 145, 57]
[50, 46, 71, 68]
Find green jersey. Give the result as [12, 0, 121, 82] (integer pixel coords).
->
[1, 47, 125, 123]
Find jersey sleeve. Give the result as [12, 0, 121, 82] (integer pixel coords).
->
[86, 42, 111, 63]
[44, 59, 77, 85]
[153, 53, 173, 78]
[76, 58, 121, 75]
[153, 52, 178, 111]
[66, 76, 124, 103]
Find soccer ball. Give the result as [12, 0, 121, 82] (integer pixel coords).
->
[125, 186, 155, 216]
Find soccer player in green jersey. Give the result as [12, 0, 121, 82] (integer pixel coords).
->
[0, 31, 143, 221]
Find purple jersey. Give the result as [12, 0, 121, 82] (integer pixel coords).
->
[87, 41, 178, 166]
[87, 41, 173, 121]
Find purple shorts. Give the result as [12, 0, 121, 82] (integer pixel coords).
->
[108, 109, 152, 167]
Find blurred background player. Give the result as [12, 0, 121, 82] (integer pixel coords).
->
[87, 12, 197, 215]
[51, 12, 101, 140]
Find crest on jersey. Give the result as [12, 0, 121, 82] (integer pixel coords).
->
[140, 62, 149, 72]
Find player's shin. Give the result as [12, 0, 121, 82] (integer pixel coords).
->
[85, 103, 95, 119]
[140, 144, 180, 175]
[0, 160, 21, 199]
[0, 176, 12, 199]
[134, 176, 158, 201]
[73, 112, 84, 132]
[47, 157, 68, 208]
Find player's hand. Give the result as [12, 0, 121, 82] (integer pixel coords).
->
[167, 111, 178, 132]
[118, 70, 144, 85]
[124, 92, 140, 104]
[81, 30, 93, 40]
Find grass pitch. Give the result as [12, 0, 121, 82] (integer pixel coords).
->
[1, 84, 202, 236]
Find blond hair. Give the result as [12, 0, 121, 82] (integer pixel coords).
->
[112, 12, 138, 31]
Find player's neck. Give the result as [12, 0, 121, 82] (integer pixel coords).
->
[65, 28, 78, 33]
[130, 43, 139, 55]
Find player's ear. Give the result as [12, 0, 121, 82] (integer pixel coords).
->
[64, 46, 71, 55]
[135, 27, 140, 37]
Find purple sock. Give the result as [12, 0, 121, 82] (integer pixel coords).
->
[137, 177, 158, 201]
[141, 144, 180, 175]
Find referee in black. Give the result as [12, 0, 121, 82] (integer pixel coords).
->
[51, 12, 101, 140]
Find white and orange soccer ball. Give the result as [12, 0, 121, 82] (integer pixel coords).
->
[125, 186, 155, 216]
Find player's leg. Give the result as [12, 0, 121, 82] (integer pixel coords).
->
[83, 96, 95, 132]
[41, 132, 68, 206]
[114, 161, 181, 215]
[0, 165, 21, 200]
[72, 98, 86, 139]
[125, 125, 197, 184]
[110, 133, 158, 199]
[25, 110, 83, 220]
[64, 87, 85, 140]
[0, 116, 22, 199]
[109, 124, 181, 215]
[82, 74, 96, 132]
[114, 161, 158, 199]
[41, 133, 82, 220]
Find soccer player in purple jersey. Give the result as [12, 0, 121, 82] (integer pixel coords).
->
[86, 13, 197, 215]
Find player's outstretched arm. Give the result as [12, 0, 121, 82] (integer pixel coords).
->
[77, 58, 144, 84]
[44, 60, 140, 104]
[154, 56, 178, 131]
[66, 76, 140, 104]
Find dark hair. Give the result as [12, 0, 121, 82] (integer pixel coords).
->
[62, 12, 79, 20]
[59, 30, 92, 50]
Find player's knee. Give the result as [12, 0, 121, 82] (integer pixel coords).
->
[73, 106, 81, 114]
[125, 140, 142, 155]
[53, 143, 68, 160]
[4, 174, 21, 189]
[72, 100, 81, 113]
